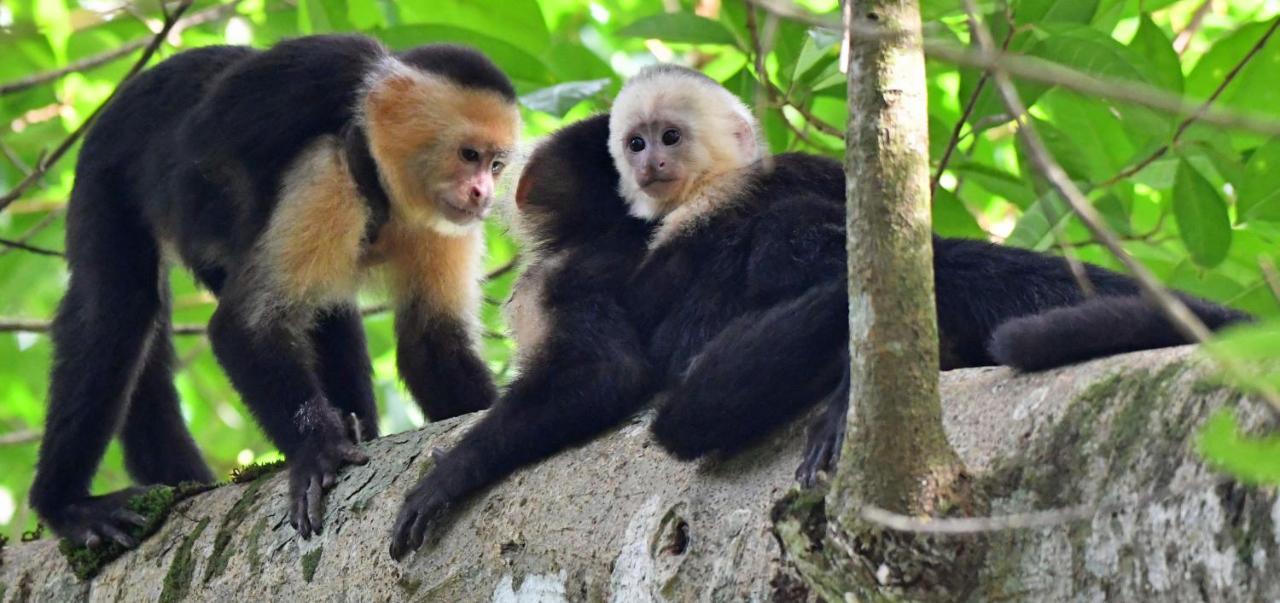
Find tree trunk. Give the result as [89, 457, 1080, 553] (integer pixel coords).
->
[1, 348, 1275, 602]
[838, 0, 959, 519]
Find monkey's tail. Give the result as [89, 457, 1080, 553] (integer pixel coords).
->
[651, 280, 848, 460]
[987, 294, 1251, 372]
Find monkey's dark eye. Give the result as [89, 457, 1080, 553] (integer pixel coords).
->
[661, 129, 681, 146]
[628, 137, 646, 153]
[491, 161, 505, 174]
[460, 148, 480, 162]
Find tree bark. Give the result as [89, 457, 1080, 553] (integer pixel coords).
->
[1, 348, 1276, 602]
[838, 0, 958, 521]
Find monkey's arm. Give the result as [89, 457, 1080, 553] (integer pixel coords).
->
[207, 300, 367, 539]
[395, 299, 497, 421]
[390, 252, 654, 559]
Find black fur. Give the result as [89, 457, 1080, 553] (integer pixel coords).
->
[33, 36, 511, 547]
[989, 294, 1251, 371]
[390, 115, 656, 558]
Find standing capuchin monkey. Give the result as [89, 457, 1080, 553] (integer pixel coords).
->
[32, 35, 520, 548]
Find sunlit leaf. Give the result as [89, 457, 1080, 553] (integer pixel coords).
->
[519, 78, 611, 117]
[617, 13, 738, 46]
[1172, 160, 1232, 268]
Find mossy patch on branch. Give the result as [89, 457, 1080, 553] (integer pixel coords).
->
[159, 517, 210, 603]
[229, 460, 286, 485]
[59, 486, 177, 580]
[301, 547, 323, 583]
[203, 478, 269, 583]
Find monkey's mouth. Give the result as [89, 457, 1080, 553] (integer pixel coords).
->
[639, 176, 680, 196]
[437, 197, 488, 223]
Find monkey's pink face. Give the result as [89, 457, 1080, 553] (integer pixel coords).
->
[621, 119, 690, 202]
[433, 144, 509, 225]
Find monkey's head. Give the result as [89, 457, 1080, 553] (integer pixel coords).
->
[514, 114, 640, 247]
[362, 46, 521, 235]
[608, 65, 763, 220]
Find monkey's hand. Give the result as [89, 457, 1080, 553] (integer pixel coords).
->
[288, 403, 369, 539]
[796, 390, 848, 489]
[43, 487, 152, 549]
[389, 449, 455, 560]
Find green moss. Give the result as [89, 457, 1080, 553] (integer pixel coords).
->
[229, 460, 286, 485]
[159, 517, 210, 603]
[301, 547, 323, 583]
[0, 582, 7, 602]
[245, 518, 268, 572]
[202, 478, 268, 583]
[60, 486, 179, 580]
[398, 577, 422, 597]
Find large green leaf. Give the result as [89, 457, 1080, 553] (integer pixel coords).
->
[617, 13, 738, 46]
[395, 0, 550, 55]
[1198, 409, 1280, 485]
[1127, 14, 1184, 94]
[1015, 0, 1098, 25]
[1172, 160, 1232, 268]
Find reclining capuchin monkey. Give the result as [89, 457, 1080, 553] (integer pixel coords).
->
[388, 65, 1248, 558]
[33, 36, 520, 548]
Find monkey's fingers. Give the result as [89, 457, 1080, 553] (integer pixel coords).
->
[796, 439, 832, 488]
[82, 531, 104, 550]
[111, 508, 149, 528]
[389, 510, 418, 560]
[98, 522, 138, 549]
[340, 445, 369, 465]
[306, 477, 324, 536]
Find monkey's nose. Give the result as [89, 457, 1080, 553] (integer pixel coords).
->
[469, 185, 485, 201]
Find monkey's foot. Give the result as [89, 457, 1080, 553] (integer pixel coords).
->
[288, 429, 369, 539]
[44, 488, 153, 549]
[390, 449, 454, 560]
[796, 397, 847, 488]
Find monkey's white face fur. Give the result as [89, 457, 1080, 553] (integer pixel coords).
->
[609, 66, 763, 219]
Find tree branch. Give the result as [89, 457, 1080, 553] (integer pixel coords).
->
[0, 0, 198, 213]
[0, 0, 243, 97]
[1174, 0, 1214, 55]
[0, 429, 40, 447]
[0, 235, 63, 257]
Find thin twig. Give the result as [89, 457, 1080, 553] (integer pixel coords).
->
[0, 208, 65, 258]
[1174, 0, 1214, 55]
[931, 22, 1015, 197]
[1259, 256, 1280, 305]
[0, 0, 243, 97]
[963, 0, 1280, 415]
[0, 236, 63, 257]
[1098, 16, 1280, 188]
[0, 0, 199, 213]
[861, 476, 1231, 534]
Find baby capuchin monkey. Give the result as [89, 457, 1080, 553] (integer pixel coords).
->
[610, 65, 1248, 485]
[32, 35, 520, 548]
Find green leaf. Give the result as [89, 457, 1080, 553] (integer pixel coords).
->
[1239, 136, 1280, 223]
[395, 0, 550, 55]
[519, 78, 611, 117]
[1172, 160, 1232, 268]
[1197, 409, 1280, 485]
[932, 187, 987, 240]
[1127, 14, 1183, 93]
[617, 13, 738, 46]
[1016, 0, 1099, 25]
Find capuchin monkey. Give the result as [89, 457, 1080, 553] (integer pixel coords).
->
[608, 65, 1248, 485]
[32, 35, 520, 548]
[390, 115, 655, 559]
[388, 65, 1249, 558]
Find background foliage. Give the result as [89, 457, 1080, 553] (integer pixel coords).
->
[2, 0, 1279, 539]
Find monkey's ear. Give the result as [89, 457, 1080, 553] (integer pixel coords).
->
[515, 169, 536, 209]
[731, 114, 761, 160]
[364, 70, 431, 127]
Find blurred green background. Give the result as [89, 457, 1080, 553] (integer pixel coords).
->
[3, 0, 1280, 539]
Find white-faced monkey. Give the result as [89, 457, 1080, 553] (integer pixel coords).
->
[31, 35, 520, 548]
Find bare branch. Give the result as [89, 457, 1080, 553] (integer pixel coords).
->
[0, 430, 41, 447]
[1174, 0, 1214, 55]
[0, 0, 199, 213]
[963, 0, 1280, 415]
[0, 0, 243, 97]
[0, 208, 64, 258]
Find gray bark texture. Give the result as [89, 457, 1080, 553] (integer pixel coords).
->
[0, 346, 1276, 602]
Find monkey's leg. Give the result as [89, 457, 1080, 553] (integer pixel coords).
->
[312, 306, 379, 441]
[120, 306, 216, 486]
[395, 299, 497, 421]
[208, 299, 367, 538]
[651, 281, 847, 461]
[390, 300, 653, 559]
[30, 200, 166, 548]
[796, 364, 850, 488]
